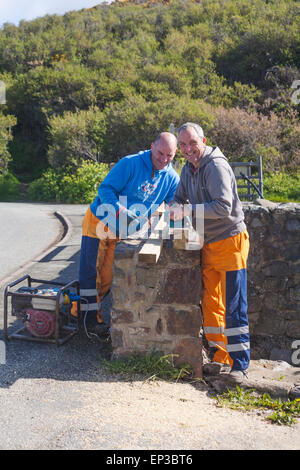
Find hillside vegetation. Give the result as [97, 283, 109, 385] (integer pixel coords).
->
[0, 0, 299, 202]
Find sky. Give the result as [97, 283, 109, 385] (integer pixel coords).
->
[0, 0, 107, 27]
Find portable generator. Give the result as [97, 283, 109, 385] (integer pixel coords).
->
[4, 275, 81, 345]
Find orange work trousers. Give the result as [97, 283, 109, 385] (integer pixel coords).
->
[79, 207, 118, 327]
[201, 230, 250, 371]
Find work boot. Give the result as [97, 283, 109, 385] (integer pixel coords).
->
[203, 361, 231, 376]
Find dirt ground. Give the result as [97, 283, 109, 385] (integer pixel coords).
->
[0, 326, 299, 450]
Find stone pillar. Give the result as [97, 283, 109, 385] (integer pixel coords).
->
[110, 239, 203, 377]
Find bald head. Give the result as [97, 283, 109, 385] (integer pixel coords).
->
[151, 132, 177, 171]
[154, 132, 177, 147]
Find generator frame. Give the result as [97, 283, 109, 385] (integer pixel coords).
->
[4, 274, 80, 346]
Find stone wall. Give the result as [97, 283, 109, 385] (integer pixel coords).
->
[110, 200, 300, 371]
[243, 200, 300, 361]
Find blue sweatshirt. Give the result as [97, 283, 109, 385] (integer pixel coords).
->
[90, 150, 179, 236]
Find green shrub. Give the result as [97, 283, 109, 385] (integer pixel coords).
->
[27, 161, 109, 203]
[8, 136, 48, 182]
[47, 106, 106, 168]
[104, 93, 215, 159]
[263, 172, 300, 202]
[0, 113, 17, 173]
[0, 171, 20, 201]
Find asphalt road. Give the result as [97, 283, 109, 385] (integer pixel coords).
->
[0, 203, 63, 282]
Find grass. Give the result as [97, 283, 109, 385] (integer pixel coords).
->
[214, 386, 300, 426]
[263, 172, 300, 203]
[236, 172, 300, 203]
[99, 350, 193, 383]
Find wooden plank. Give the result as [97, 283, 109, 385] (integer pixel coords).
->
[138, 214, 203, 261]
[138, 238, 163, 263]
[173, 228, 203, 251]
[173, 228, 189, 250]
[138, 212, 169, 263]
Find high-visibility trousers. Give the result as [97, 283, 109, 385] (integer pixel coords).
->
[201, 230, 250, 371]
[79, 208, 117, 327]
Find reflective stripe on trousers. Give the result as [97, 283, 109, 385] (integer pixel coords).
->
[201, 231, 250, 371]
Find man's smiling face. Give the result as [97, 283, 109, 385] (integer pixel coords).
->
[150, 133, 177, 171]
[178, 126, 206, 168]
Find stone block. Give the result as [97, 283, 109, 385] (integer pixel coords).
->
[111, 309, 134, 324]
[128, 325, 151, 336]
[136, 266, 161, 288]
[265, 292, 287, 311]
[174, 337, 203, 378]
[110, 328, 123, 348]
[157, 240, 201, 267]
[111, 286, 129, 307]
[261, 261, 290, 277]
[138, 306, 163, 329]
[282, 310, 300, 321]
[155, 267, 201, 305]
[290, 286, 300, 301]
[254, 309, 286, 337]
[254, 199, 278, 211]
[134, 292, 146, 302]
[263, 277, 288, 292]
[131, 337, 175, 354]
[261, 245, 284, 262]
[114, 240, 142, 259]
[269, 348, 293, 364]
[166, 306, 202, 336]
[293, 261, 300, 274]
[250, 217, 264, 228]
[113, 265, 126, 280]
[286, 321, 300, 339]
[247, 293, 262, 314]
[286, 219, 300, 232]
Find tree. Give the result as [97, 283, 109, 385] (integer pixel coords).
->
[0, 0, 299, 179]
[104, 92, 215, 158]
[47, 107, 106, 168]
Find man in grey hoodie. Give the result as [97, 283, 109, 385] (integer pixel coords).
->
[169, 122, 250, 383]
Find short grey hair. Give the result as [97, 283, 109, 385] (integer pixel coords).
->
[177, 122, 205, 139]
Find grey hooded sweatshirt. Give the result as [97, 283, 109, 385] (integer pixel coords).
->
[174, 145, 246, 244]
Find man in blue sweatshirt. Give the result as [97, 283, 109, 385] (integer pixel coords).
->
[79, 132, 179, 338]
